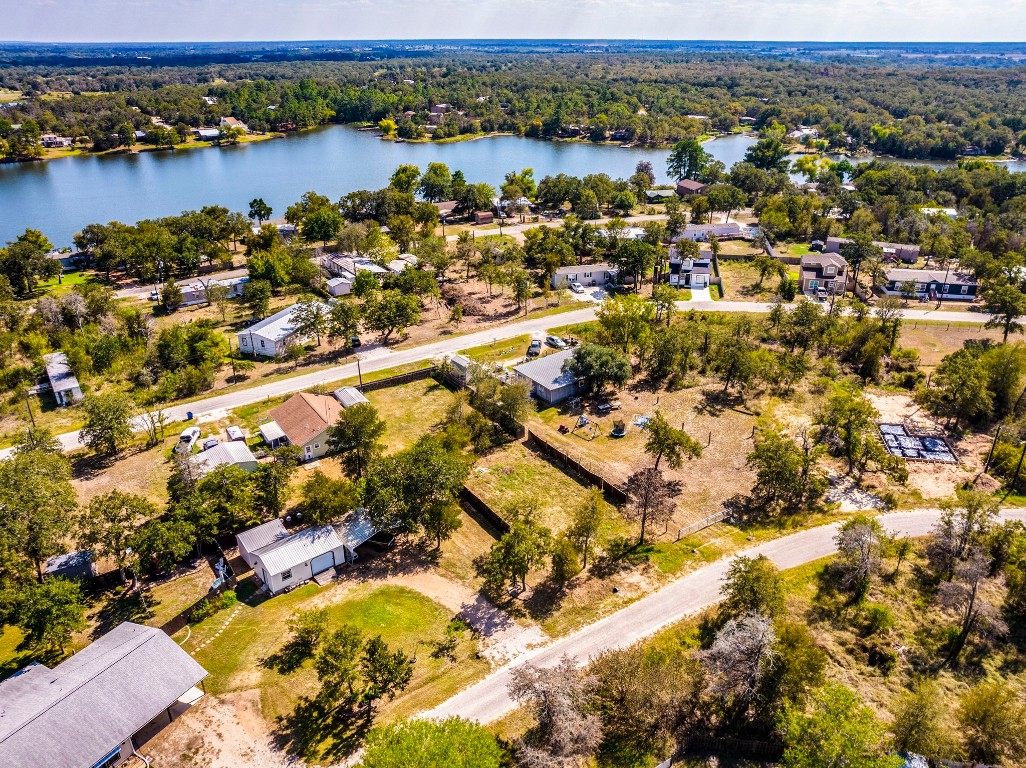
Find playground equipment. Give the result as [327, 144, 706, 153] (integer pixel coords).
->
[611, 419, 628, 438]
[571, 415, 600, 440]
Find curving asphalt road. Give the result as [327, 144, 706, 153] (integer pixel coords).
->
[424, 508, 1026, 724]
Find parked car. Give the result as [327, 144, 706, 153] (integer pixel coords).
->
[527, 339, 542, 357]
[350, 336, 362, 348]
[569, 282, 585, 294]
[148, 290, 159, 301]
[201, 437, 220, 451]
[546, 335, 567, 349]
[226, 425, 245, 442]
[176, 426, 201, 454]
[815, 287, 829, 301]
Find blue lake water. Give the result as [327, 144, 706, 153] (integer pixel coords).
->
[1, 128, 1024, 247]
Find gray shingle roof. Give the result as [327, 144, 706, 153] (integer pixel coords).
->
[513, 348, 578, 392]
[0, 623, 207, 768]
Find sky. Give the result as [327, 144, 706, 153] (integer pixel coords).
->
[3, 0, 1025, 43]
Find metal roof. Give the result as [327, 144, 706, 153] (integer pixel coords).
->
[333, 386, 370, 408]
[42, 352, 80, 394]
[0, 623, 207, 768]
[255, 525, 343, 576]
[235, 519, 288, 554]
[189, 441, 258, 478]
[334, 509, 377, 550]
[513, 348, 578, 392]
[259, 420, 286, 443]
[242, 301, 328, 343]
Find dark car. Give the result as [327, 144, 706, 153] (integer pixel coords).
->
[527, 339, 542, 357]
[350, 336, 362, 348]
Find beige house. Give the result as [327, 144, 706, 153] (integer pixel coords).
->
[269, 392, 342, 461]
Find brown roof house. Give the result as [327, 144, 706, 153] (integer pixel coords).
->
[800, 253, 848, 297]
[268, 392, 342, 461]
[675, 179, 709, 197]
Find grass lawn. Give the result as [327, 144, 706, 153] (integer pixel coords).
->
[0, 89, 22, 103]
[365, 377, 455, 454]
[717, 260, 785, 301]
[899, 321, 1003, 369]
[459, 335, 532, 365]
[466, 439, 629, 538]
[178, 581, 490, 763]
[775, 242, 813, 258]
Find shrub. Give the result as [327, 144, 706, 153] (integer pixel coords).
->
[861, 603, 894, 635]
[188, 589, 237, 624]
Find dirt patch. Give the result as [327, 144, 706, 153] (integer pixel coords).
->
[71, 439, 174, 507]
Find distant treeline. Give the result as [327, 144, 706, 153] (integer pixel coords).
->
[1, 52, 1026, 159]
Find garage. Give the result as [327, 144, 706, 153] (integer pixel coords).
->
[311, 551, 335, 575]
[692, 275, 708, 288]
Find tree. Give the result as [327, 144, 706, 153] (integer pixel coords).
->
[16, 578, 87, 653]
[651, 283, 678, 326]
[328, 299, 363, 349]
[483, 513, 552, 594]
[302, 207, 344, 245]
[550, 536, 581, 587]
[667, 138, 710, 181]
[243, 278, 272, 319]
[80, 491, 155, 584]
[0, 229, 60, 296]
[983, 279, 1026, 341]
[130, 517, 195, 576]
[624, 467, 679, 545]
[205, 281, 231, 320]
[363, 290, 422, 340]
[596, 293, 654, 352]
[609, 240, 657, 294]
[563, 343, 632, 395]
[507, 655, 602, 768]
[721, 554, 785, 620]
[744, 138, 791, 173]
[568, 488, 604, 568]
[315, 625, 366, 709]
[80, 393, 134, 457]
[644, 410, 701, 470]
[286, 607, 329, 650]
[361, 635, 414, 716]
[701, 612, 777, 707]
[249, 198, 272, 223]
[389, 164, 421, 194]
[419, 162, 454, 202]
[362, 717, 505, 768]
[252, 447, 299, 517]
[834, 514, 886, 599]
[378, 118, 397, 137]
[300, 470, 361, 525]
[929, 487, 999, 575]
[746, 428, 826, 513]
[327, 402, 385, 479]
[838, 234, 883, 289]
[923, 347, 992, 429]
[937, 549, 1007, 662]
[160, 278, 182, 312]
[890, 679, 954, 759]
[778, 684, 902, 768]
[706, 184, 747, 222]
[814, 383, 879, 474]
[957, 679, 1026, 764]
[291, 298, 328, 346]
[195, 464, 256, 535]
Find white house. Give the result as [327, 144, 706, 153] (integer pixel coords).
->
[219, 116, 248, 132]
[326, 275, 354, 296]
[551, 263, 616, 289]
[236, 513, 377, 595]
[513, 348, 581, 404]
[43, 352, 83, 406]
[0, 622, 207, 768]
[269, 392, 342, 460]
[237, 301, 328, 358]
[188, 441, 259, 479]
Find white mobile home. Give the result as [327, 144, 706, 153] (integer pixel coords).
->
[237, 301, 328, 358]
[43, 351, 83, 406]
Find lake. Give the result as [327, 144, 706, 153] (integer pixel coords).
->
[2, 128, 1025, 246]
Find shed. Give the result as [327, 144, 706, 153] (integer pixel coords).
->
[43, 550, 96, 581]
[333, 386, 370, 408]
[326, 277, 352, 296]
[43, 352, 83, 406]
[513, 348, 580, 404]
[236, 519, 290, 570]
[258, 420, 287, 449]
[445, 353, 474, 382]
[188, 441, 259, 478]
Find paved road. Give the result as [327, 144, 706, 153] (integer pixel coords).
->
[424, 508, 1026, 724]
[4, 295, 994, 458]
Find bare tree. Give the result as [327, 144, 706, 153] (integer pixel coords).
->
[937, 549, 1008, 663]
[929, 488, 999, 577]
[59, 291, 89, 329]
[508, 654, 603, 768]
[625, 467, 681, 545]
[700, 612, 777, 704]
[834, 514, 885, 597]
[140, 409, 169, 448]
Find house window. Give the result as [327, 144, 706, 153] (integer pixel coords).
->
[943, 285, 950, 293]
[259, 340, 265, 348]
[93, 746, 122, 768]
[825, 266, 835, 276]
[961, 285, 969, 295]
[314, 443, 320, 449]
[916, 284, 925, 292]
[584, 272, 592, 278]
[281, 569, 293, 581]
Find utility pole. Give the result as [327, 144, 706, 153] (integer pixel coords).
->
[356, 355, 364, 388]
[22, 386, 35, 428]
[1002, 440, 1026, 501]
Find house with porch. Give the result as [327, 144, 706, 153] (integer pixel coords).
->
[0, 622, 207, 768]
[800, 253, 848, 297]
[268, 392, 342, 460]
[879, 268, 979, 301]
[551, 263, 616, 289]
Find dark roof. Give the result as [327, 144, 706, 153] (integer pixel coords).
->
[801, 253, 847, 271]
[676, 179, 708, 192]
[0, 623, 207, 768]
[884, 268, 977, 286]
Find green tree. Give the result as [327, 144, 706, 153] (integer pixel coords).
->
[563, 343, 632, 395]
[778, 684, 902, 768]
[252, 447, 299, 517]
[130, 517, 195, 575]
[243, 278, 272, 319]
[596, 293, 655, 353]
[196, 464, 256, 535]
[328, 299, 363, 348]
[983, 279, 1026, 341]
[16, 578, 87, 653]
[80, 393, 134, 457]
[957, 679, 1026, 764]
[746, 428, 826, 513]
[327, 402, 385, 479]
[644, 410, 702, 470]
[667, 138, 710, 181]
[419, 162, 453, 202]
[205, 281, 231, 320]
[890, 679, 954, 759]
[550, 536, 581, 586]
[291, 298, 328, 346]
[625, 467, 678, 545]
[568, 487, 604, 568]
[249, 198, 272, 223]
[286, 607, 329, 650]
[924, 347, 992, 429]
[389, 164, 421, 194]
[362, 717, 505, 768]
[80, 491, 155, 584]
[302, 207, 344, 246]
[721, 554, 785, 620]
[483, 513, 552, 594]
[300, 470, 361, 525]
[160, 278, 182, 312]
[363, 290, 422, 340]
[361, 635, 415, 716]
[744, 138, 791, 173]
[315, 624, 366, 709]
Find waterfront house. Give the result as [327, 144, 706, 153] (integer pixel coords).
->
[551, 263, 616, 289]
[192, 127, 220, 141]
[675, 179, 709, 197]
[879, 267, 979, 301]
[269, 392, 342, 460]
[0, 622, 207, 768]
[43, 351, 83, 406]
[513, 348, 581, 405]
[800, 253, 848, 296]
[40, 133, 73, 148]
[219, 116, 248, 132]
[237, 301, 329, 358]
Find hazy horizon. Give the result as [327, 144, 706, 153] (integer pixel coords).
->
[3, 0, 1025, 45]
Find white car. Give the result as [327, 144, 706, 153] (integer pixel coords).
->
[569, 282, 586, 294]
[176, 426, 201, 454]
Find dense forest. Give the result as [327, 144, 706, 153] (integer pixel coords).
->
[3, 48, 1026, 159]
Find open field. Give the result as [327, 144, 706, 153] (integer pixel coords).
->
[459, 334, 532, 366]
[717, 259, 792, 301]
[365, 377, 455, 454]
[898, 320, 1003, 368]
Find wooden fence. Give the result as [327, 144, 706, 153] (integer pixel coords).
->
[357, 365, 438, 393]
[459, 486, 510, 534]
[524, 428, 629, 503]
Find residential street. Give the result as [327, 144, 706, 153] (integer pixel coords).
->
[424, 508, 1026, 724]
[2, 296, 994, 458]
